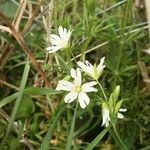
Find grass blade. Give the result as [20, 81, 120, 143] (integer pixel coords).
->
[40, 104, 65, 150]
[0, 93, 18, 108]
[3, 59, 30, 142]
[86, 127, 110, 150]
[65, 102, 78, 150]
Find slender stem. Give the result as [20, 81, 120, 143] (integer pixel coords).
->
[112, 124, 128, 150]
[65, 102, 78, 150]
[96, 80, 107, 101]
[46, 95, 54, 112]
[65, 48, 72, 68]
[54, 54, 60, 66]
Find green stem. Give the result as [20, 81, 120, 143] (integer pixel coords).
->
[65, 102, 78, 150]
[65, 48, 72, 68]
[96, 80, 107, 101]
[112, 124, 128, 150]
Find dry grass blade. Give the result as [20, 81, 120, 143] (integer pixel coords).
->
[0, 46, 14, 69]
[143, 48, 150, 55]
[0, 25, 12, 34]
[22, 0, 44, 34]
[138, 61, 150, 91]
[144, 0, 150, 36]
[0, 11, 49, 87]
[13, 0, 28, 31]
[0, 109, 34, 150]
[0, 79, 19, 90]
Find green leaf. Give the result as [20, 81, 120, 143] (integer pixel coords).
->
[0, 1, 17, 19]
[16, 94, 35, 119]
[0, 93, 18, 108]
[86, 127, 110, 150]
[115, 100, 123, 114]
[24, 87, 62, 95]
[109, 86, 120, 111]
[0, 87, 62, 108]
[112, 85, 120, 102]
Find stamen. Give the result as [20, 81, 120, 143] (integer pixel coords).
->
[75, 86, 81, 93]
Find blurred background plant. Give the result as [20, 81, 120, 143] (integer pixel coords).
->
[0, 0, 150, 149]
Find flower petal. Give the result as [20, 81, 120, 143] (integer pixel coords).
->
[66, 30, 72, 41]
[56, 80, 74, 91]
[46, 46, 61, 53]
[64, 91, 78, 103]
[77, 61, 94, 77]
[50, 34, 61, 42]
[70, 68, 82, 86]
[82, 81, 97, 92]
[119, 108, 127, 112]
[97, 57, 105, 73]
[58, 26, 64, 38]
[117, 112, 124, 119]
[78, 92, 90, 108]
[77, 61, 87, 71]
[101, 103, 110, 127]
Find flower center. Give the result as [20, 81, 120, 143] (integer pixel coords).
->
[75, 86, 81, 93]
[60, 40, 68, 48]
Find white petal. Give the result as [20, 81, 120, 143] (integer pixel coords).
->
[50, 34, 61, 42]
[77, 61, 94, 76]
[117, 113, 124, 119]
[78, 92, 90, 108]
[77, 61, 90, 72]
[66, 30, 72, 41]
[46, 46, 61, 53]
[50, 37, 60, 46]
[119, 108, 127, 112]
[58, 26, 64, 38]
[63, 28, 67, 36]
[56, 80, 74, 91]
[71, 68, 82, 86]
[85, 60, 93, 68]
[82, 81, 97, 92]
[101, 104, 110, 127]
[64, 91, 78, 103]
[97, 57, 105, 72]
[70, 68, 76, 79]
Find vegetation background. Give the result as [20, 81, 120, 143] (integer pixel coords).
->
[0, 0, 150, 149]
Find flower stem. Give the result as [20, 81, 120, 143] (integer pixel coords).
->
[65, 48, 72, 68]
[65, 102, 78, 150]
[96, 80, 107, 101]
[112, 124, 128, 150]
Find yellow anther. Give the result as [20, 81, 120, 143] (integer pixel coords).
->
[75, 86, 81, 93]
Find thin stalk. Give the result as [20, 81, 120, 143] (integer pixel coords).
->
[46, 95, 54, 112]
[96, 79, 107, 101]
[112, 124, 128, 150]
[65, 48, 72, 68]
[65, 102, 78, 150]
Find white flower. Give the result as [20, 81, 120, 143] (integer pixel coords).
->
[101, 103, 127, 127]
[56, 68, 97, 108]
[101, 103, 110, 127]
[46, 26, 72, 53]
[77, 57, 105, 80]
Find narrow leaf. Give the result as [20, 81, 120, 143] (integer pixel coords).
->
[86, 127, 110, 150]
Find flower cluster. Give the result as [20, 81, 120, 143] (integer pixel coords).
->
[47, 26, 127, 127]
